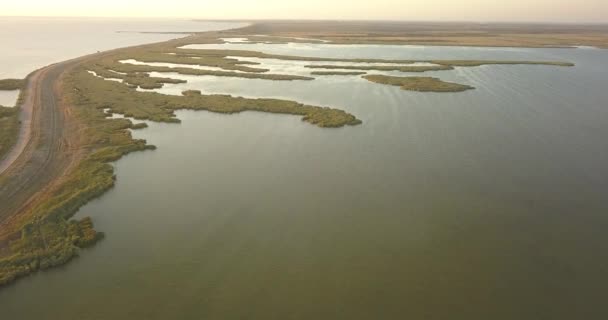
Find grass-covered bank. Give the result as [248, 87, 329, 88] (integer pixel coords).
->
[311, 71, 367, 76]
[76, 68, 361, 127]
[0, 79, 24, 91]
[0, 106, 20, 161]
[0, 217, 104, 286]
[306, 64, 452, 72]
[0, 75, 31, 161]
[174, 47, 575, 68]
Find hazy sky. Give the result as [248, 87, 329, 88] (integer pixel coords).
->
[3, 0, 608, 23]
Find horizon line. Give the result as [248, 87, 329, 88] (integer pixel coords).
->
[1, 15, 608, 25]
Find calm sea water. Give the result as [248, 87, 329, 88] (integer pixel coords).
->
[1, 31, 608, 319]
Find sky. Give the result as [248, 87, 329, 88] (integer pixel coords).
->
[2, 0, 608, 23]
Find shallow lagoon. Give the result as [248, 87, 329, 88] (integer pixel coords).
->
[0, 90, 19, 107]
[1, 41, 608, 319]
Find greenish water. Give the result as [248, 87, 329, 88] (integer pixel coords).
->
[1, 42, 608, 319]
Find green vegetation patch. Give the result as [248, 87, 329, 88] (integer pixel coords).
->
[176, 46, 574, 68]
[176, 48, 420, 64]
[88, 58, 312, 89]
[0, 105, 15, 119]
[310, 71, 367, 76]
[82, 35, 573, 91]
[305, 61, 573, 72]
[363, 75, 474, 92]
[77, 69, 360, 127]
[0, 216, 104, 286]
[0, 79, 24, 91]
[0, 106, 19, 161]
[122, 72, 187, 90]
[431, 60, 575, 67]
[130, 51, 269, 73]
[306, 64, 453, 72]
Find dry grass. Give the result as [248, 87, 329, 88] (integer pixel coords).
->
[232, 21, 608, 48]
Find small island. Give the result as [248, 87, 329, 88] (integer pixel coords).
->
[311, 71, 367, 76]
[362, 75, 475, 92]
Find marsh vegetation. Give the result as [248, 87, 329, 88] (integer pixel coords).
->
[305, 61, 573, 73]
[0, 79, 24, 91]
[176, 46, 575, 69]
[306, 64, 452, 72]
[0, 106, 19, 161]
[76, 68, 361, 127]
[0, 216, 104, 286]
[310, 71, 367, 76]
[81, 32, 573, 93]
[88, 59, 313, 88]
[235, 21, 608, 48]
[430, 60, 575, 67]
[363, 75, 475, 92]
